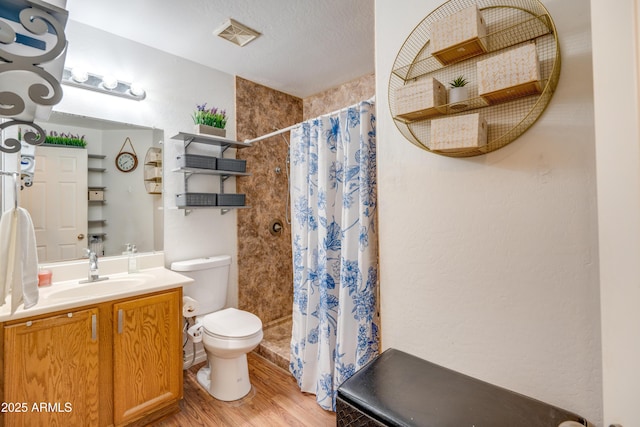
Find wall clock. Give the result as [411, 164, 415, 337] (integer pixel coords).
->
[115, 137, 138, 172]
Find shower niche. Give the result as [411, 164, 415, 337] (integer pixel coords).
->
[170, 132, 252, 214]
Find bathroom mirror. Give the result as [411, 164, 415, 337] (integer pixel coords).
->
[1, 111, 164, 263]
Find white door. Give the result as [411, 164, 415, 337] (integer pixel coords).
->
[21, 145, 88, 262]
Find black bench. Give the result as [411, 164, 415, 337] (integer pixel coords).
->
[337, 348, 590, 427]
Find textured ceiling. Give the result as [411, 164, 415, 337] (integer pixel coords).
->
[64, 0, 375, 98]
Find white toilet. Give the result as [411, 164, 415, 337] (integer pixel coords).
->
[171, 255, 263, 401]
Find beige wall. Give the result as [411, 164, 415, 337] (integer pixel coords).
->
[591, 0, 640, 424]
[376, 0, 602, 424]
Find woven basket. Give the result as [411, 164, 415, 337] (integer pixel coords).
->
[431, 4, 487, 65]
[217, 193, 246, 206]
[395, 77, 447, 121]
[430, 113, 487, 152]
[478, 42, 542, 104]
[175, 193, 217, 207]
[176, 154, 217, 170]
[217, 158, 247, 173]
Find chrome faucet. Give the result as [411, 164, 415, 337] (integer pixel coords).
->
[80, 249, 109, 283]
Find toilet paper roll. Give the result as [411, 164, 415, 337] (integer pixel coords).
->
[182, 296, 199, 317]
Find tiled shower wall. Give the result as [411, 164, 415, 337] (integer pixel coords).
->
[235, 74, 376, 325]
[303, 73, 375, 120]
[235, 77, 302, 324]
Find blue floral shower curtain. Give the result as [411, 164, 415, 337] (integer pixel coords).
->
[289, 98, 378, 411]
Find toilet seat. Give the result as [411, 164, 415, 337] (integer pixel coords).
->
[202, 307, 262, 339]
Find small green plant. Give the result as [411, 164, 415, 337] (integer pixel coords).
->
[41, 130, 87, 148]
[449, 76, 469, 88]
[192, 103, 227, 129]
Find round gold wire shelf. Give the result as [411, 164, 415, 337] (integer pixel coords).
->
[388, 0, 561, 157]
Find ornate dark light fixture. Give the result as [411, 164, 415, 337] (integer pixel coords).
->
[0, 0, 69, 153]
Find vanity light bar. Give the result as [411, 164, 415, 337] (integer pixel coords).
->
[61, 68, 146, 101]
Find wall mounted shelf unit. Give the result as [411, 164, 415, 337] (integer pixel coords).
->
[170, 132, 251, 214]
[389, 0, 560, 157]
[144, 146, 163, 194]
[171, 132, 252, 151]
[87, 154, 107, 246]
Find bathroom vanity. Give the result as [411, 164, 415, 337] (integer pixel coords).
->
[0, 256, 192, 427]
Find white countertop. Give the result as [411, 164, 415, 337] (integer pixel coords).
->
[1, 267, 193, 322]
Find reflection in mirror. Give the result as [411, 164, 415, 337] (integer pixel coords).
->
[2, 112, 164, 263]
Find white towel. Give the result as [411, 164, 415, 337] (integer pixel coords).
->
[0, 207, 39, 312]
[0, 208, 18, 307]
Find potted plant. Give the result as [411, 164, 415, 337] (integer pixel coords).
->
[449, 76, 469, 110]
[192, 103, 228, 137]
[41, 130, 87, 148]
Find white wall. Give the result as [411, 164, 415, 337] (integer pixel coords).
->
[376, 0, 602, 424]
[101, 129, 156, 255]
[591, 0, 640, 425]
[56, 21, 240, 306]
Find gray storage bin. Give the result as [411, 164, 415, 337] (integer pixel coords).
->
[216, 158, 247, 173]
[217, 193, 246, 206]
[176, 192, 217, 207]
[177, 154, 217, 170]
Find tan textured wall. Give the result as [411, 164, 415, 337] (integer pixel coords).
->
[303, 73, 376, 120]
[235, 74, 375, 325]
[235, 77, 302, 324]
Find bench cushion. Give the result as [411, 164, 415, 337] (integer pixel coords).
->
[337, 348, 588, 427]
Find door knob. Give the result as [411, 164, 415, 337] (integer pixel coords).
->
[77, 233, 85, 240]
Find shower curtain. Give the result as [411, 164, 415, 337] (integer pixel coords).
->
[289, 98, 378, 411]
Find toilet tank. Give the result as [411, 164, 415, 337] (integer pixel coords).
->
[170, 255, 231, 316]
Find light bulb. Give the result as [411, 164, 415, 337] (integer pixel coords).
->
[129, 83, 146, 98]
[71, 68, 88, 83]
[102, 75, 118, 90]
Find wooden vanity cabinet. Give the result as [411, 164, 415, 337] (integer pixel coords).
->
[112, 290, 183, 426]
[0, 288, 183, 427]
[2, 307, 100, 427]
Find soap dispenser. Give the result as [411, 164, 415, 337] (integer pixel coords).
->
[128, 244, 139, 273]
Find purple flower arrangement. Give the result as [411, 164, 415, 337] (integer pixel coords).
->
[192, 103, 227, 129]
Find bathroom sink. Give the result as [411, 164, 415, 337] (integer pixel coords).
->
[44, 274, 155, 301]
[0, 266, 192, 323]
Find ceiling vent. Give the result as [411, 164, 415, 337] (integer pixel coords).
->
[214, 19, 261, 47]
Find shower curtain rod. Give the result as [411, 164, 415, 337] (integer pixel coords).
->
[244, 96, 375, 145]
[244, 123, 300, 144]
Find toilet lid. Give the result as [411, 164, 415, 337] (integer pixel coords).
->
[202, 307, 262, 338]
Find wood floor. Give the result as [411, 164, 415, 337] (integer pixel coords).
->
[155, 352, 336, 427]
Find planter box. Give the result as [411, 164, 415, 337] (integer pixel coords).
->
[429, 113, 487, 152]
[194, 124, 226, 138]
[431, 4, 487, 65]
[395, 77, 447, 121]
[478, 43, 542, 104]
